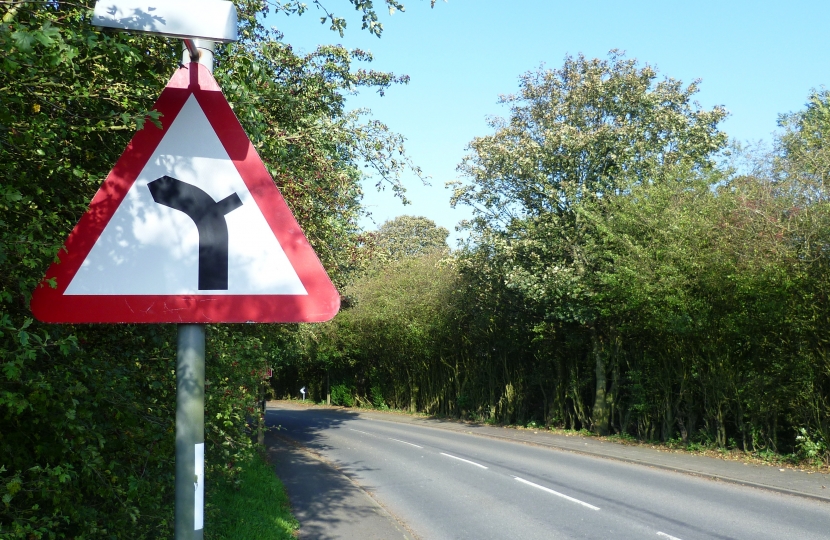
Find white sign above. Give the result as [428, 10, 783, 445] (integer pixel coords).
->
[92, 1, 238, 42]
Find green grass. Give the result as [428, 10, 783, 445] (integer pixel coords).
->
[206, 452, 299, 540]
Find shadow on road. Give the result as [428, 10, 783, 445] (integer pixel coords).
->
[263, 403, 412, 540]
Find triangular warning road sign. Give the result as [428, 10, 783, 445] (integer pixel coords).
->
[31, 63, 340, 323]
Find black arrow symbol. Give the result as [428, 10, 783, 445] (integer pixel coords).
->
[148, 175, 243, 291]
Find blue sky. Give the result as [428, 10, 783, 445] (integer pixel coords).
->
[268, 1, 830, 246]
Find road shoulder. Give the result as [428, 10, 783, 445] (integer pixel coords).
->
[264, 423, 415, 540]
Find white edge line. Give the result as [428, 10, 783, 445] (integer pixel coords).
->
[349, 428, 370, 435]
[389, 437, 424, 449]
[657, 533, 683, 540]
[513, 476, 600, 511]
[440, 452, 488, 469]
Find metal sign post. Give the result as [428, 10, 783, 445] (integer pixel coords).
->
[175, 323, 206, 539]
[174, 37, 213, 540]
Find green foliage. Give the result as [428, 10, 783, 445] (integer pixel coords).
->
[451, 50, 731, 435]
[330, 383, 355, 407]
[205, 452, 298, 540]
[372, 215, 449, 260]
[279, 216, 458, 412]
[795, 428, 828, 466]
[275, 0, 441, 38]
[452, 50, 728, 227]
[370, 384, 387, 408]
[1, 4, 180, 535]
[776, 88, 830, 191]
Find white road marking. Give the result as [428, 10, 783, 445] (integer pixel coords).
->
[657, 533, 683, 540]
[389, 438, 424, 449]
[349, 428, 371, 435]
[513, 476, 600, 511]
[440, 452, 488, 469]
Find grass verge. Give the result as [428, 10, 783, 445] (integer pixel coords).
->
[206, 451, 299, 540]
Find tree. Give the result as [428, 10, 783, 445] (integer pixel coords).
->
[372, 215, 449, 261]
[452, 51, 729, 434]
[291, 249, 461, 412]
[453, 50, 727, 225]
[772, 90, 830, 458]
[285, 215, 452, 409]
[776, 88, 830, 198]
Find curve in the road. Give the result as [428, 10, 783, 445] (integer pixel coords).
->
[268, 404, 830, 540]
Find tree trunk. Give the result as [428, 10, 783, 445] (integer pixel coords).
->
[662, 397, 674, 442]
[257, 384, 265, 446]
[409, 371, 417, 413]
[591, 328, 610, 435]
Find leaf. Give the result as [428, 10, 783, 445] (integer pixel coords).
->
[3, 360, 22, 380]
[11, 30, 35, 52]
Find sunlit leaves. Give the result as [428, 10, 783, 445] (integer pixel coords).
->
[776, 89, 830, 202]
[453, 51, 728, 229]
[272, 0, 435, 38]
[372, 215, 449, 261]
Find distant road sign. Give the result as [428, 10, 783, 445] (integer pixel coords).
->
[31, 63, 340, 324]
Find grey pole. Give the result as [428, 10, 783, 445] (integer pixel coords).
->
[175, 324, 206, 540]
[175, 38, 215, 540]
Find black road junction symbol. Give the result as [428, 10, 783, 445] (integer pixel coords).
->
[148, 175, 243, 290]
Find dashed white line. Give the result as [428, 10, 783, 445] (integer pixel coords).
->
[349, 428, 371, 435]
[513, 477, 600, 511]
[440, 452, 488, 469]
[656, 533, 683, 540]
[389, 438, 424, 449]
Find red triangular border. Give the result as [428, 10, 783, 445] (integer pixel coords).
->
[30, 63, 340, 323]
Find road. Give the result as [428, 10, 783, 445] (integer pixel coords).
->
[267, 403, 830, 540]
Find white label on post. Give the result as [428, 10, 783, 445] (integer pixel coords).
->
[195, 443, 204, 530]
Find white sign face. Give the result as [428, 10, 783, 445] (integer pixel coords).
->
[93, 1, 238, 42]
[65, 95, 307, 296]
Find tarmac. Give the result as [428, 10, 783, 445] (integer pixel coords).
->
[265, 415, 414, 539]
[264, 401, 829, 539]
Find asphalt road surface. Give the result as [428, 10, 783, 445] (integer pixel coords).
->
[267, 404, 830, 540]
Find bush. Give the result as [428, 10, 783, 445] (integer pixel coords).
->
[330, 384, 354, 407]
[370, 385, 387, 409]
[795, 428, 828, 465]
